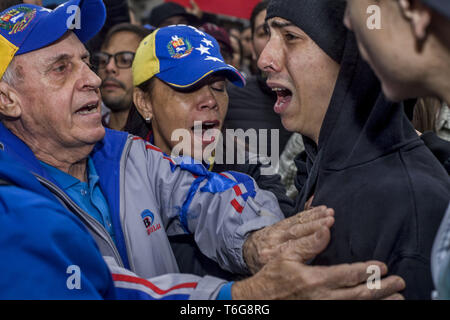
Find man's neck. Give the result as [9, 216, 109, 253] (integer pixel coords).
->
[108, 109, 130, 131]
[38, 154, 89, 182]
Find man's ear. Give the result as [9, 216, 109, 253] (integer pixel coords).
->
[398, 0, 432, 41]
[0, 82, 22, 119]
[133, 87, 153, 121]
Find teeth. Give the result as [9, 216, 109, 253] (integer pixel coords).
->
[77, 104, 98, 115]
[272, 88, 285, 92]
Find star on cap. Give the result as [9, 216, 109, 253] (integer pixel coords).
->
[201, 38, 213, 47]
[195, 44, 211, 55]
[205, 56, 223, 63]
[189, 25, 206, 36]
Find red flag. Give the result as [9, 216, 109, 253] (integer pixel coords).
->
[166, 0, 261, 20]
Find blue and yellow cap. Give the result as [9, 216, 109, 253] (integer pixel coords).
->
[0, 0, 106, 80]
[132, 25, 246, 88]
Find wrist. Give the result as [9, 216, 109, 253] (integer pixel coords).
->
[242, 232, 263, 274]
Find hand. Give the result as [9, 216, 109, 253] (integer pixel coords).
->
[304, 195, 314, 210]
[186, 0, 203, 19]
[242, 206, 335, 274]
[232, 259, 405, 300]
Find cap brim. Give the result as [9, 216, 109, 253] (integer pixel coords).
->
[157, 60, 246, 89]
[17, 0, 105, 55]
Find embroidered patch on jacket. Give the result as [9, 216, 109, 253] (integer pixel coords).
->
[141, 209, 161, 236]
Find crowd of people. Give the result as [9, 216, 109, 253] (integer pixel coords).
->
[0, 0, 449, 300]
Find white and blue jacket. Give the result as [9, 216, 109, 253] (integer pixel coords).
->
[0, 124, 284, 299]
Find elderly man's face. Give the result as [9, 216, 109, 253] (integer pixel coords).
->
[11, 32, 104, 149]
[344, 0, 429, 101]
[136, 76, 228, 159]
[258, 18, 340, 143]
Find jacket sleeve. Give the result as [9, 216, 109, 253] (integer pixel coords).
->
[0, 184, 116, 299]
[134, 139, 284, 274]
[246, 162, 295, 217]
[104, 256, 228, 300]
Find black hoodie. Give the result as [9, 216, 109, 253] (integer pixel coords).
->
[291, 30, 450, 299]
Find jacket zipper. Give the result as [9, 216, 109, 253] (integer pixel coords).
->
[35, 174, 125, 268]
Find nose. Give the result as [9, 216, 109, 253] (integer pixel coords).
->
[196, 85, 218, 111]
[79, 63, 102, 92]
[104, 55, 118, 75]
[257, 35, 282, 74]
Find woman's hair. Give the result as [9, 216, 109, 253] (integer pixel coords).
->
[412, 97, 442, 133]
[123, 77, 156, 139]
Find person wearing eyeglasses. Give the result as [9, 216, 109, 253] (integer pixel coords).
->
[94, 23, 151, 131]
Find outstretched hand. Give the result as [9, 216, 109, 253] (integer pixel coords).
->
[243, 206, 335, 274]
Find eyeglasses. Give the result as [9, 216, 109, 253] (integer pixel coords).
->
[92, 51, 136, 69]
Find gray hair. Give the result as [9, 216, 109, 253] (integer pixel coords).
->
[1, 59, 19, 87]
[1, 58, 21, 87]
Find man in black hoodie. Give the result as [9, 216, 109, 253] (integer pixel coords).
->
[259, 0, 450, 299]
[343, 0, 450, 300]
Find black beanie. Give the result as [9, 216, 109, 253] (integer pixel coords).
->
[266, 0, 348, 64]
[422, 0, 450, 20]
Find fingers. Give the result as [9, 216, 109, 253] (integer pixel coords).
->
[383, 293, 405, 300]
[277, 206, 332, 230]
[304, 195, 315, 210]
[280, 226, 331, 262]
[285, 216, 335, 242]
[332, 275, 405, 300]
[299, 207, 334, 224]
[324, 261, 388, 289]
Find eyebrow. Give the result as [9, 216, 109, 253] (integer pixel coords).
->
[269, 20, 295, 29]
[44, 51, 90, 71]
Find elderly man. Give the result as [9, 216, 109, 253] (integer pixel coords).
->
[343, 0, 450, 300]
[94, 23, 150, 130]
[259, 0, 450, 299]
[0, 0, 405, 300]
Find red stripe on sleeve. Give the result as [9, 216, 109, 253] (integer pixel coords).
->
[230, 199, 244, 214]
[112, 274, 197, 295]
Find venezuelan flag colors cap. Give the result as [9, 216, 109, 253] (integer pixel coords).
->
[0, 0, 106, 80]
[132, 25, 246, 88]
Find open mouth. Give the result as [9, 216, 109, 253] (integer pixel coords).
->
[272, 87, 293, 114]
[191, 120, 220, 144]
[76, 101, 99, 115]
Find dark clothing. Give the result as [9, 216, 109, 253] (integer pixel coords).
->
[421, 131, 450, 174]
[225, 74, 292, 155]
[292, 32, 450, 300]
[86, 0, 130, 53]
[294, 130, 450, 199]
